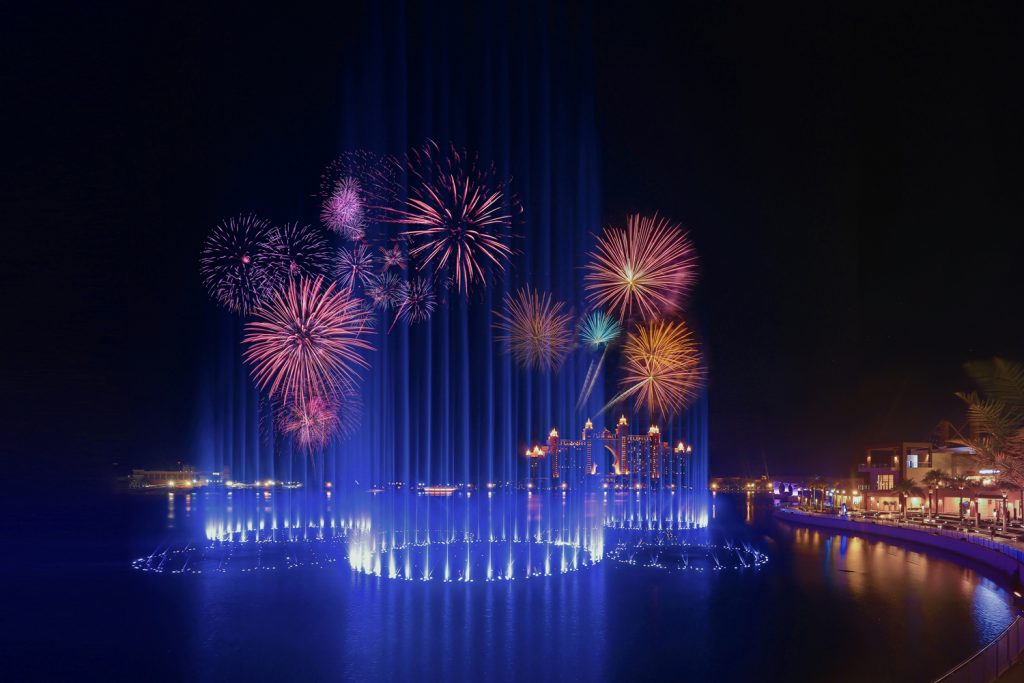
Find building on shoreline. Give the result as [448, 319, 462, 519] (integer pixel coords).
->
[788, 435, 1024, 523]
[524, 416, 690, 490]
[129, 465, 209, 489]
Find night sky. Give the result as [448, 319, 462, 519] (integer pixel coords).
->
[6, 2, 1022, 482]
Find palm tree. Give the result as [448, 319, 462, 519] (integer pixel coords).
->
[923, 469, 948, 515]
[956, 358, 1024, 489]
[895, 478, 920, 520]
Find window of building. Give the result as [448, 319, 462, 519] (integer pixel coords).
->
[877, 474, 894, 490]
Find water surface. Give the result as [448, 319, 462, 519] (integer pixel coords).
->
[5, 491, 1015, 682]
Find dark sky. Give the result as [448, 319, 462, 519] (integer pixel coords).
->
[5, 2, 1022, 480]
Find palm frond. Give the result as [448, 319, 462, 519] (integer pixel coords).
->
[964, 358, 1024, 415]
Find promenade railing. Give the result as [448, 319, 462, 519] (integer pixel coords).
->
[777, 507, 1024, 682]
[781, 507, 1024, 565]
[934, 615, 1023, 683]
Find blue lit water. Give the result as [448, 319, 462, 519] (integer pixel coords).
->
[6, 492, 1016, 682]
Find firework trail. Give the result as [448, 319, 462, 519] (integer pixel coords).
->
[600, 319, 702, 420]
[576, 311, 623, 411]
[390, 276, 436, 331]
[273, 222, 331, 280]
[320, 150, 400, 239]
[242, 276, 374, 405]
[365, 271, 403, 310]
[384, 140, 520, 297]
[584, 213, 697, 321]
[494, 285, 575, 372]
[333, 243, 375, 292]
[200, 214, 282, 315]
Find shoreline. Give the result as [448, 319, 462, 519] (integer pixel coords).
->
[775, 506, 1024, 682]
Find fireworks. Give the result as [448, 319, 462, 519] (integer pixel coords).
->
[333, 243, 375, 291]
[391, 277, 437, 329]
[604, 320, 702, 419]
[378, 243, 406, 272]
[321, 177, 366, 240]
[584, 213, 697, 321]
[200, 214, 282, 315]
[279, 394, 341, 451]
[320, 150, 399, 237]
[273, 222, 331, 280]
[576, 311, 622, 411]
[579, 310, 623, 350]
[365, 271, 403, 310]
[242, 276, 374, 405]
[494, 286, 575, 371]
[385, 140, 519, 296]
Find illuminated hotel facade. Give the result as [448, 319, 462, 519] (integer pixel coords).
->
[525, 416, 690, 489]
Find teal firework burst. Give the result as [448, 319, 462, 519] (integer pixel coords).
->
[579, 311, 622, 350]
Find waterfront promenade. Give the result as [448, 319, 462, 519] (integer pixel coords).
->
[777, 506, 1024, 682]
[778, 507, 1024, 577]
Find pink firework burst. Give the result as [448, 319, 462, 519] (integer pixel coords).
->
[365, 271, 403, 310]
[279, 393, 341, 451]
[378, 243, 407, 272]
[321, 177, 366, 240]
[385, 140, 520, 297]
[333, 243, 375, 291]
[391, 276, 437, 330]
[200, 214, 282, 315]
[320, 150, 400, 233]
[273, 222, 331, 280]
[242, 276, 374, 405]
[583, 213, 697, 321]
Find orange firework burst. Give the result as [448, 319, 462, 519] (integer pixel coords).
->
[604, 319, 702, 418]
[584, 214, 697, 321]
[494, 286, 575, 371]
[385, 140, 519, 296]
[243, 276, 374, 405]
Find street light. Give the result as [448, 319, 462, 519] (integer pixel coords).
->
[958, 481, 966, 527]
[1001, 488, 1010, 532]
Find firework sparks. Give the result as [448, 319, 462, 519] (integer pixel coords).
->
[584, 213, 697, 321]
[332, 388, 363, 438]
[378, 243, 406, 272]
[200, 214, 282, 315]
[579, 310, 623, 350]
[333, 243, 375, 291]
[385, 140, 519, 296]
[391, 277, 437, 330]
[242, 276, 374, 405]
[320, 150, 399, 236]
[603, 320, 702, 419]
[273, 222, 330, 280]
[576, 311, 623, 410]
[321, 177, 366, 240]
[494, 286, 575, 371]
[365, 271, 403, 310]
[279, 394, 341, 451]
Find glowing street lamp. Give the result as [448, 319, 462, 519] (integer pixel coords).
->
[1001, 488, 1010, 532]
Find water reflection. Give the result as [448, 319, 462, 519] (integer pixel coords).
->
[118, 494, 1019, 682]
[974, 578, 1014, 642]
